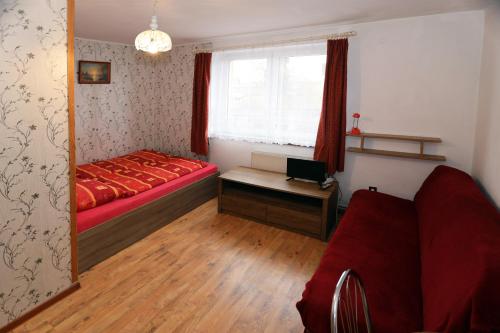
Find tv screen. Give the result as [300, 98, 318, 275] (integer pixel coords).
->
[286, 158, 326, 183]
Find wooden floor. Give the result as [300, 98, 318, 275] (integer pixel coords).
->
[14, 199, 326, 333]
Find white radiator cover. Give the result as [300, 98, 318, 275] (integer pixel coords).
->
[251, 151, 313, 173]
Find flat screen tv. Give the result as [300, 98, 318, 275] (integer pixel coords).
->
[286, 158, 326, 184]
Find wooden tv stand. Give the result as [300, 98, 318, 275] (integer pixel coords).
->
[218, 167, 338, 241]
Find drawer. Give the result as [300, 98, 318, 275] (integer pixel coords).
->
[220, 194, 267, 221]
[266, 205, 321, 235]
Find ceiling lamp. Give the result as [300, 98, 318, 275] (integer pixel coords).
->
[135, 1, 172, 54]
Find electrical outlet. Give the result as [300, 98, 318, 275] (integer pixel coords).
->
[369, 186, 378, 192]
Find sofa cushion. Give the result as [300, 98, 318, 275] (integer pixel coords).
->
[297, 190, 422, 333]
[415, 165, 500, 332]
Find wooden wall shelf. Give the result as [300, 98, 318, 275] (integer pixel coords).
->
[347, 147, 446, 161]
[346, 132, 446, 161]
[346, 132, 442, 143]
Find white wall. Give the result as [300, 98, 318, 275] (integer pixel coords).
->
[207, 11, 485, 206]
[473, 3, 500, 208]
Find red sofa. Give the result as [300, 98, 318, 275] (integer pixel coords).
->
[297, 165, 500, 333]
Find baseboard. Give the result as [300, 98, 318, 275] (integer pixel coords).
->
[0, 281, 80, 333]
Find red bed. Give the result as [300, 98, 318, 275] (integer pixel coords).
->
[76, 150, 218, 233]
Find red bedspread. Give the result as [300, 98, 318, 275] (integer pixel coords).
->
[76, 150, 208, 212]
[77, 163, 218, 233]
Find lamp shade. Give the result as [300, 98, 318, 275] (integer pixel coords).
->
[135, 15, 172, 53]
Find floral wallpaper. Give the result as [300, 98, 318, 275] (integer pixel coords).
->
[74, 39, 159, 164]
[75, 39, 209, 164]
[155, 44, 207, 160]
[0, 0, 71, 328]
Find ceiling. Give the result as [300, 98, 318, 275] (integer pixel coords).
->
[75, 0, 491, 45]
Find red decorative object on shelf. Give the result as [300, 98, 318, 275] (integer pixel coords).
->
[351, 113, 361, 135]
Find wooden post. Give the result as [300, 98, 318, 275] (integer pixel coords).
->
[217, 178, 223, 213]
[67, 0, 78, 283]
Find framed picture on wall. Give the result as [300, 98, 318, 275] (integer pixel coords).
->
[78, 60, 111, 84]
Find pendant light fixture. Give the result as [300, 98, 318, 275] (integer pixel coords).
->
[135, 0, 172, 54]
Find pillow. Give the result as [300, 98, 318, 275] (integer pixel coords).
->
[76, 178, 120, 211]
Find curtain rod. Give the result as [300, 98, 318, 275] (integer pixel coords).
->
[195, 31, 357, 54]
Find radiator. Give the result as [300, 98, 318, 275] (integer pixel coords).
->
[251, 151, 312, 173]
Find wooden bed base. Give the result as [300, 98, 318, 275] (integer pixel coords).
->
[78, 172, 219, 273]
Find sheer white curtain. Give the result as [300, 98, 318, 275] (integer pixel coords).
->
[209, 42, 326, 147]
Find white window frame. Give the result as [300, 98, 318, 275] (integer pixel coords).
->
[208, 42, 326, 147]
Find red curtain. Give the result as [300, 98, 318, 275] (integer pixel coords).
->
[191, 52, 212, 155]
[314, 39, 348, 174]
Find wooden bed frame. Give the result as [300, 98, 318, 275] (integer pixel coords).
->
[78, 172, 219, 273]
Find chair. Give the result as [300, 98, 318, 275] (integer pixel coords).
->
[331, 269, 372, 333]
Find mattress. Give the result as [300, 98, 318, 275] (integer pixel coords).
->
[77, 163, 218, 233]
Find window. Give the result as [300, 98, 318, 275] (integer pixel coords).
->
[209, 43, 326, 146]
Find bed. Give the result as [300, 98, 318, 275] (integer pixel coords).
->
[76, 150, 219, 273]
